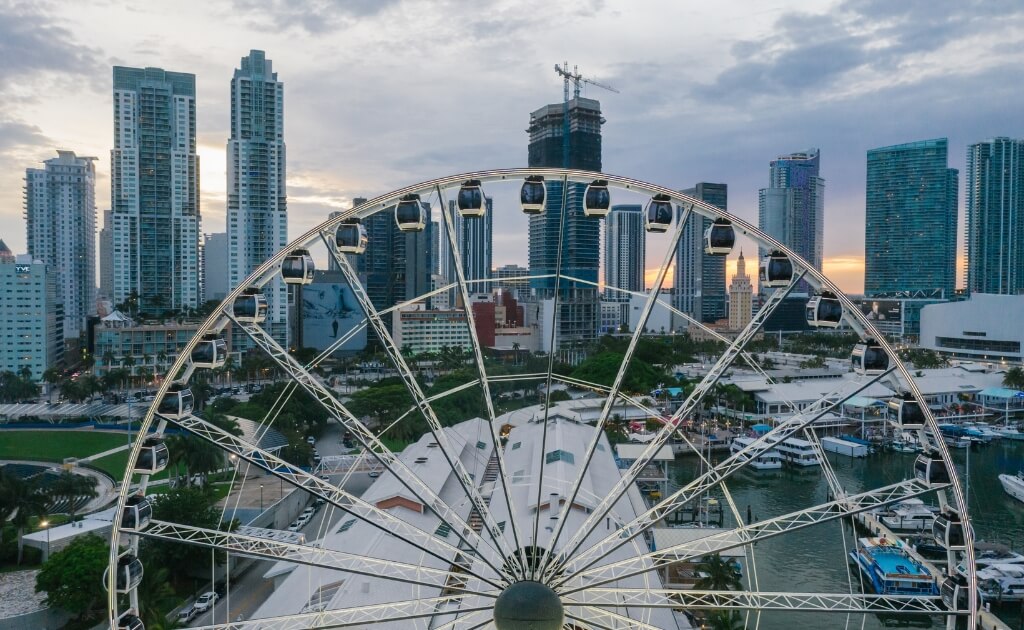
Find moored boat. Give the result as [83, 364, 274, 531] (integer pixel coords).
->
[977, 563, 1024, 603]
[773, 437, 822, 467]
[849, 537, 938, 595]
[731, 436, 783, 470]
[872, 498, 939, 532]
[999, 470, 1024, 504]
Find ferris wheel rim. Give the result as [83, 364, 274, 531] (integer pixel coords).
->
[107, 168, 977, 629]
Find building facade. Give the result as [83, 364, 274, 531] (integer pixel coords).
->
[675, 183, 728, 322]
[25, 150, 97, 340]
[391, 302, 470, 355]
[493, 264, 530, 297]
[965, 137, 1024, 295]
[92, 312, 206, 378]
[527, 97, 603, 348]
[920, 294, 1024, 363]
[359, 202, 435, 323]
[0, 256, 63, 380]
[203, 232, 229, 302]
[110, 66, 200, 314]
[604, 204, 644, 301]
[98, 210, 113, 299]
[227, 50, 288, 346]
[728, 250, 753, 330]
[442, 197, 493, 291]
[865, 138, 958, 297]
[758, 149, 825, 277]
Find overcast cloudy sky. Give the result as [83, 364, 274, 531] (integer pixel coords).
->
[2, 0, 1022, 292]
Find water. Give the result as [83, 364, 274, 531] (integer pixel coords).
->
[668, 439, 1024, 629]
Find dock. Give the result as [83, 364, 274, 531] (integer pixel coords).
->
[854, 511, 1011, 630]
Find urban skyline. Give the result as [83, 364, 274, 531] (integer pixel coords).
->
[2, 2, 1020, 296]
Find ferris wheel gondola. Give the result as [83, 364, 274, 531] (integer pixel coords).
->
[583, 179, 611, 217]
[457, 179, 486, 217]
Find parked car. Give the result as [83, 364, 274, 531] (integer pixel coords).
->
[287, 521, 301, 533]
[177, 605, 198, 623]
[301, 507, 315, 518]
[193, 591, 219, 613]
[306, 436, 316, 445]
[314, 498, 326, 508]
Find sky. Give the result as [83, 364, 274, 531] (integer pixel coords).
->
[1, 0, 1022, 294]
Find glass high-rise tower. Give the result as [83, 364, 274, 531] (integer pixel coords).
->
[228, 50, 288, 344]
[758, 149, 825, 281]
[25, 150, 97, 340]
[110, 66, 200, 314]
[526, 97, 603, 347]
[604, 204, 645, 301]
[864, 138, 958, 297]
[675, 183, 728, 322]
[966, 137, 1024, 295]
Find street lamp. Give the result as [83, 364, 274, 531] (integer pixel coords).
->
[259, 484, 264, 511]
[40, 520, 50, 560]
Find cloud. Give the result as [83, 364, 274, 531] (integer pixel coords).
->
[0, 119, 50, 154]
[229, 0, 402, 33]
[0, 2, 103, 90]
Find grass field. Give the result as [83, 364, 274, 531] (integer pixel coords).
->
[0, 430, 168, 481]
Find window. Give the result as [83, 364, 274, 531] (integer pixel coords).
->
[545, 450, 575, 465]
[339, 519, 355, 532]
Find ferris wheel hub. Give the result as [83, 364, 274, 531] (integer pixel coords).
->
[493, 579, 564, 630]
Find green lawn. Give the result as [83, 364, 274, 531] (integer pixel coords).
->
[0, 430, 168, 482]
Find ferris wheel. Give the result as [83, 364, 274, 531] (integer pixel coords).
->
[107, 169, 978, 630]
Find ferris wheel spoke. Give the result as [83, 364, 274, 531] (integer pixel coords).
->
[228, 314, 511, 578]
[564, 606, 663, 630]
[130, 520, 497, 597]
[162, 412, 504, 589]
[322, 235, 524, 580]
[568, 589, 948, 614]
[544, 270, 805, 582]
[431, 609, 485, 630]
[560, 477, 943, 591]
[435, 183, 529, 578]
[188, 596, 491, 630]
[549, 367, 895, 588]
[540, 203, 690, 580]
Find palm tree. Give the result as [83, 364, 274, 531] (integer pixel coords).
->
[511, 342, 521, 366]
[1003, 366, 1024, 391]
[42, 367, 62, 403]
[47, 471, 98, 524]
[136, 563, 178, 628]
[695, 553, 742, 591]
[3, 472, 49, 563]
[705, 610, 745, 630]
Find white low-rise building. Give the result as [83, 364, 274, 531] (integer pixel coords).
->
[920, 294, 1024, 363]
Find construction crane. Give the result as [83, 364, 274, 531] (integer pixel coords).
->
[553, 62, 619, 168]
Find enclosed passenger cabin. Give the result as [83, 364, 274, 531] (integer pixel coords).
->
[117, 613, 145, 630]
[940, 574, 969, 611]
[134, 437, 169, 476]
[806, 292, 843, 328]
[759, 251, 793, 288]
[889, 392, 925, 429]
[281, 249, 315, 285]
[521, 176, 545, 214]
[583, 180, 611, 217]
[335, 219, 368, 255]
[645, 194, 673, 233]
[914, 453, 951, 487]
[233, 287, 268, 324]
[704, 218, 735, 255]
[851, 339, 889, 375]
[121, 495, 152, 530]
[158, 383, 193, 420]
[106, 554, 144, 593]
[191, 334, 227, 369]
[395, 194, 425, 231]
[457, 180, 485, 217]
[933, 507, 966, 550]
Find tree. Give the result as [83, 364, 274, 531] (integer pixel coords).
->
[695, 553, 742, 591]
[47, 472, 98, 523]
[149, 486, 226, 578]
[136, 560, 178, 628]
[1003, 366, 1024, 391]
[35, 534, 108, 621]
[3, 472, 49, 563]
[42, 367, 63, 403]
[0, 370, 39, 403]
[705, 610, 745, 630]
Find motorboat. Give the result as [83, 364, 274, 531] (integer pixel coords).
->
[773, 437, 821, 467]
[956, 542, 1024, 576]
[849, 537, 938, 595]
[994, 425, 1024, 441]
[999, 470, 1024, 504]
[873, 498, 939, 532]
[977, 563, 1024, 603]
[730, 436, 783, 470]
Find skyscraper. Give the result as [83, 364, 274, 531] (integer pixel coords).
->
[966, 137, 1024, 295]
[227, 50, 288, 342]
[526, 97, 603, 347]
[111, 66, 200, 314]
[758, 149, 825, 278]
[604, 204, 645, 301]
[865, 139, 958, 297]
[203, 233, 229, 302]
[675, 183, 728, 322]
[359, 202, 435, 321]
[728, 250, 753, 330]
[0, 255, 63, 379]
[443, 197, 493, 289]
[25, 150, 97, 339]
[99, 210, 113, 299]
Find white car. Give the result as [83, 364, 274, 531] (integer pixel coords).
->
[193, 592, 219, 613]
[306, 436, 316, 445]
[296, 514, 312, 527]
[287, 522, 301, 532]
[301, 507, 315, 518]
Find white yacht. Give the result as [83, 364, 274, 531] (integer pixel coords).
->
[731, 436, 783, 470]
[773, 437, 822, 467]
[999, 470, 1024, 504]
[874, 498, 938, 532]
[978, 563, 1024, 603]
[994, 425, 1024, 441]
[956, 543, 1024, 576]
